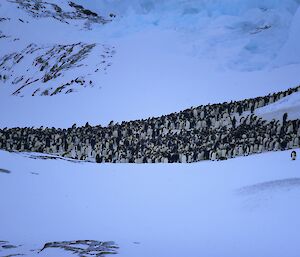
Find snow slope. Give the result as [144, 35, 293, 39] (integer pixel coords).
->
[0, 0, 115, 97]
[255, 91, 300, 121]
[0, 149, 300, 257]
[1, 0, 300, 128]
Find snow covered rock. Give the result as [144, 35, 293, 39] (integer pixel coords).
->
[0, 239, 118, 257]
[0, 0, 116, 96]
[0, 42, 115, 96]
[8, 0, 112, 29]
[39, 240, 118, 256]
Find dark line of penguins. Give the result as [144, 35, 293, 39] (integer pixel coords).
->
[1, 85, 300, 163]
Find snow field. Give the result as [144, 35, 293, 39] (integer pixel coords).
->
[0, 149, 300, 257]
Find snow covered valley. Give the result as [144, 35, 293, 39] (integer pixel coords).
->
[0, 149, 300, 257]
[1, 0, 300, 256]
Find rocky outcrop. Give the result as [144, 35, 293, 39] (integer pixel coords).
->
[0, 42, 115, 96]
[39, 240, 118, 256]
[8, 0, 113, 29]
[0, 239, 118, 256]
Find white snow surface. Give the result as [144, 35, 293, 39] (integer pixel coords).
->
[255, 91, 300, 121]
[0, 149, 300, 257]
[273, 5, 300, 67]
[1, 2, 300, 256]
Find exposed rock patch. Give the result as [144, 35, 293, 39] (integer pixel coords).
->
[0, 168, 11, 174]
[39, 240, 118, 256]
[0, 29, 10, 40]
[0, 240, 118, 256]
[250, 24, 272, 35]
[0, 42, 115, 96]
[8, 0, 112, 29]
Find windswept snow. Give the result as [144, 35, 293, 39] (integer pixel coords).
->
[0, 149, 300, 257]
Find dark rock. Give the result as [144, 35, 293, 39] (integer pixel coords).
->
[40, 240, 118, 257]
[0, 168, 11, 174]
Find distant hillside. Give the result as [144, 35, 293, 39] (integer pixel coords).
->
[0, 0, 115, 96]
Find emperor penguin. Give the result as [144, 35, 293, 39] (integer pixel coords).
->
[291, 151, 297, 161]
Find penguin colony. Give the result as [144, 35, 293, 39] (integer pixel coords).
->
[1, 86, 300, 163]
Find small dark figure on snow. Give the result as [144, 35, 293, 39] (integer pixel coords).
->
[291, 151, 297, 161]
[283, 112, 288, 126]
[96, 154, 101, 163]
[237, 105, 243, 116]
[232, 116, 236, 129]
